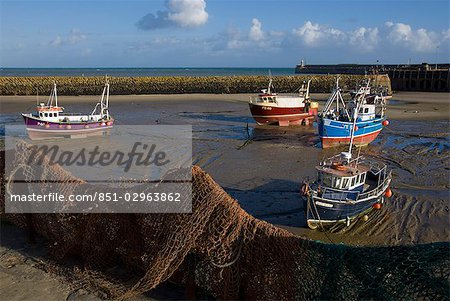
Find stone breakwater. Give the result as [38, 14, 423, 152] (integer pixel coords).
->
[0, 75, 390, 95]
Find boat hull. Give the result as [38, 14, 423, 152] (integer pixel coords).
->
[306, 178, 391, 226]
[249, 103, 315, 126]
[22, 115, 114, 140]
[307, 195, 381, 224]
[318, 117, 384, 148]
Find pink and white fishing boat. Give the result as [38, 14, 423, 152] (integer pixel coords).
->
[248, 78, 318, 126]
[22, 81, 114, 140]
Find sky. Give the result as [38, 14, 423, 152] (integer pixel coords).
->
[0, 0, 449, 67]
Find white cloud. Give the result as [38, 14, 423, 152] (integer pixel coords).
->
[385, 22, 438, 52]
[349, 27, 379, 51]
[290, 20, 448, 53]
[222, 19, 283, 51]
[137, 0, 208, 30]
[49, 29, 86, 47]
[292, 21, 345, 46]
[443, 29, 450, 40]
[68, 29, 86, 44]
[249, 18, 264, 41]
[167, 0, 208, 27]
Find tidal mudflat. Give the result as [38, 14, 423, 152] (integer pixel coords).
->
[1, 92, 449, 246]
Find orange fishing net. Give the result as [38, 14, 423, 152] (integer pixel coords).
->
[1, 142, 449, 300]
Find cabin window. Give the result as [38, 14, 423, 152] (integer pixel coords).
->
[263, 97, 267, 101]
[351, 176, 356, 187]
[341, 178, 349, 189]
[39, 113, 43, 117]
[45, 113, 48, 117]
[333, 177, 342, 189]
[359, 108, 363, 113]
[364, 108, 369, 113]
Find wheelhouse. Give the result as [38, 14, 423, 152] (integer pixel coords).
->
[256, 94, 277, 103]
[316, 161, 368, 192]
[358, 104, 376, 121]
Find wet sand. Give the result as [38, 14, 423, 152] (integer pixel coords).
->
[1, 91, 449, 246]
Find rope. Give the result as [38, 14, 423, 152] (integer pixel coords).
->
[307, 187, 335, 244]
[210, 238, 243, 269]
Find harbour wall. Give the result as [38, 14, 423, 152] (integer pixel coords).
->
[295, 63, 449, 92]
[388, 69, 449, 92]
[0, 75, 391, 96]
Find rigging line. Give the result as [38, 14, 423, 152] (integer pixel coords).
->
[309, 189, 335, 244]
[210, 238, 243, 269]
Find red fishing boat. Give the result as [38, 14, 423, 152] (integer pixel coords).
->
[249, 78, 318, 126]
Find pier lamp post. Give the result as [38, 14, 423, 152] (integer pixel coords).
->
[435, 46, 439, 69]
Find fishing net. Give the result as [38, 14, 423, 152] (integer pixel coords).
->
[1, 142, 449, 300]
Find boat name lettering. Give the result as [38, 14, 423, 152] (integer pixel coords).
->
[315, 201, 333, 208]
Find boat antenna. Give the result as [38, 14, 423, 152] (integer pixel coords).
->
[268, 69, 273, 94]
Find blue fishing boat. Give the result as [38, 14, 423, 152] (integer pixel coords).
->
[302, 97, 393, 229]
[318, 80, 390, 148]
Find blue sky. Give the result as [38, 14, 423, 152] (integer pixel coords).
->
[1, 0, 449, 67]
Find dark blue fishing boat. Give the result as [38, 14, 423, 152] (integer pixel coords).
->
[318, 79, 390, 148]
[303, 97, 393, 229]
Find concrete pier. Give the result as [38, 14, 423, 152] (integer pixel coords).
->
[295, 63, 450, 92]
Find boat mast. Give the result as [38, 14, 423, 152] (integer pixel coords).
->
[347, 99, 360, 157]
[105, 80, 110, 119]
[321, 77, 339, 115]
[47, 82, 57, 107]
[347, 81, 370, 156]
[54, 82, 58, 107]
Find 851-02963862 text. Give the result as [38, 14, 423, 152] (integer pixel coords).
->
[9, 192, 183, 203]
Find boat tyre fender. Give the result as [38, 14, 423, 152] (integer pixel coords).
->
[307, 220, 318, 230]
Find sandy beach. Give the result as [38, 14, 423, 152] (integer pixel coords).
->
[1, 91, 449, 299]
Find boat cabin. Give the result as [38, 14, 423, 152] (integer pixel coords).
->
[316, 161, 369, 192]
[357, 104, 376, 121]
[257, 90, 278, 103]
